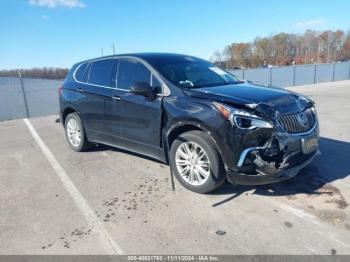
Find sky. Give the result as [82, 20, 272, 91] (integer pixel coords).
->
[1, 0, 350, 69]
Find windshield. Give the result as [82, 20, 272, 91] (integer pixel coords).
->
[146, 55, 241, 88]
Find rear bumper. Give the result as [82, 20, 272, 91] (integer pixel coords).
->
[227, 149, 320, 185]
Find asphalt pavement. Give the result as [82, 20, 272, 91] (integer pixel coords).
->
[1, 80, 350, 255]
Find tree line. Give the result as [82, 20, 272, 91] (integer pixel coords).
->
[211, 29, 350, 69]
[0, 67, 69, 80]
[2, 29, 350, 78]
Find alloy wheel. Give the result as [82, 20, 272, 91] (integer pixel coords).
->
[66, 118, 81, 147]
[175, 141, 210, 186]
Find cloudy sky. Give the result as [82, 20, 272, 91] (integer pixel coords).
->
[1, 0, 350, 69]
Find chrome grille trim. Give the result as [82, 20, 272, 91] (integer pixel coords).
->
[278, 107, 316, 134]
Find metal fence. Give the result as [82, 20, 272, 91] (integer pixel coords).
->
[0, 77, 63, 122]
[0, 61, 350, 122]
[230, 61, 350, 87]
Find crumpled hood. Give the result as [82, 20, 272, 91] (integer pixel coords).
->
[184, 82, 313, 118]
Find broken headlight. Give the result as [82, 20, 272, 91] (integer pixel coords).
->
[233, 110, 273, 129]
[213, 102, 273, 130]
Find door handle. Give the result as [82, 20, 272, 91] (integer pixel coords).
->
[77, 88, 84, 93]
[112, 96, 121, 101]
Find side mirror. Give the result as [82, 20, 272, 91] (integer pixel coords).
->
[130, 81, 156, 100]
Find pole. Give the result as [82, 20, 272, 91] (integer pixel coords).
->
[101, 48, 104, 57]
[112, 43, 115, 55]
[313, 64, 317, 84]
[18, 71, 30, 118]
[332, 62, 336, 82]
[169, 169, 175, 191]
[293, 65, 296, 86]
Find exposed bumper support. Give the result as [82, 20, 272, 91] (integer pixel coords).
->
[227, 150, 321, 185]
[237, 145, 267, 167]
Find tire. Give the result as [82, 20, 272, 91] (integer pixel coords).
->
[169, 130, 226, 193]
[64, 112, 91, 152]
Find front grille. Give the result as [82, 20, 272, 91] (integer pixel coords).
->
[278, 107, 316, 134]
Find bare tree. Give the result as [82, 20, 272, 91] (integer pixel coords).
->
[212, 29, 350, 69]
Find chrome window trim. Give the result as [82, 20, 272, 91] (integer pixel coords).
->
[72, 56, 170, 96]
[74, 62, 89, 83]
[86, 63, 92, 83]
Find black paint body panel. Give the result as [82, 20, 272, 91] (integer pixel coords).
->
[59, 53, 319, 185]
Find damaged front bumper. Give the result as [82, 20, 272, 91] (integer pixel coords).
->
[227, 150, 320, 185]
[227, 124, 320, 186]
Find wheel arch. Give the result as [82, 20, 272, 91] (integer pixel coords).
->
[61, 106, 86, 127]
[62, 107, 76, 126]
[164, 121, 226, 167]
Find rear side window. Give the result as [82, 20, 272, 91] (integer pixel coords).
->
[74, 63, 88, 82]
[117, 59, 151, 90]
[88, 59, 117, 87]
[83, 63, 91, 82]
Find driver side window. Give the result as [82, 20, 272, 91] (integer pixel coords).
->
[117, 59, 150, 90]
[116, 58, 162, 94]
[151, 75, 162, 94]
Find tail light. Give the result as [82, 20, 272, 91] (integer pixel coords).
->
[58, 86, 63, 96]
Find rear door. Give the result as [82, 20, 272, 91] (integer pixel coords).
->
[110, 58, 163, 158]
[76, 58, 118, 142]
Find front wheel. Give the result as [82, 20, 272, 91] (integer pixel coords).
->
[169, 130, 226, 193]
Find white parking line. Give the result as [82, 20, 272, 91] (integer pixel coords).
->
[23, 118, 124, 254]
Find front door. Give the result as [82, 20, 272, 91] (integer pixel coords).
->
[110, 58, 163, 159]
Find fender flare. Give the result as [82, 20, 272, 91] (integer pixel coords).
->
[164, 120, 227, 168]
[61, 105, 84, 127]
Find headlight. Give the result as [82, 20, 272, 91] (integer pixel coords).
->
[311, 106, 317, 116]
[213, 102, 273, 130]
[233, 115, 273, 129]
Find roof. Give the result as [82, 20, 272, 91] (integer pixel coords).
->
[78, 52, 198, 65]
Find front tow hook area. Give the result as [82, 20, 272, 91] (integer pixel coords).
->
[227, 150, 321, 186]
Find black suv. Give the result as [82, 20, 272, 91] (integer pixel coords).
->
[59, 53, 319, 193]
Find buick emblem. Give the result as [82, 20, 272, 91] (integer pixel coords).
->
[298, 112, 308, 127]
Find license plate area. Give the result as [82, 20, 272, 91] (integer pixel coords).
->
[301, 136, 318, 154]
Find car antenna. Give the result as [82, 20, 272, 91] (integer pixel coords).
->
[112, 43, 116, 55]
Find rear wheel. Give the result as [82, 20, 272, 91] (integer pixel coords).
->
[169, 130, 226, 193]
[64, 112, 91, 152]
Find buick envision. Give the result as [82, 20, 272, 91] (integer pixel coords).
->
[59, 53, 319, 193]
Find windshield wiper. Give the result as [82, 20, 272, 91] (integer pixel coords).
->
[196, 81, 243, 88]
[181, 80, 244, 89]
[223, 81, 244, 85]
